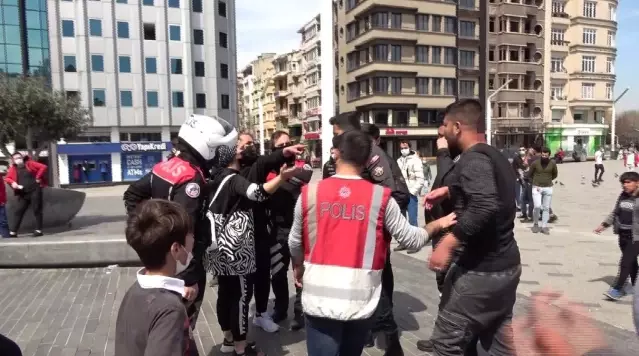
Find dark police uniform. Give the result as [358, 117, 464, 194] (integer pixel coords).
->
[123, 156, 209, 327]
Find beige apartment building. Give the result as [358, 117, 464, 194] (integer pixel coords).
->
[299, 14, 323, 161]
[335, 0, 481, 157]
[237, 74, 248, 131]
[239, 53, 277, 140]
[272, 51, 304, 141]
[544, 0, 617, 156]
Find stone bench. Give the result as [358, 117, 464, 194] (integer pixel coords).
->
[4, 184, 86, 232]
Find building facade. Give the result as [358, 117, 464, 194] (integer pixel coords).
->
[544, 0, 617, 156]
[239, 65, 254, 134]
[487, 0, 546, 148]
[46, 0, 237, 184]
[272, 51, 303, 141]
[299, 14, 322, 161]
[335, 0, 481, 158]
[245, 53, 276, 142]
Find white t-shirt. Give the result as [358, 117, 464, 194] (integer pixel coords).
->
[627, 152, 635, 166]
[595, 150, 603, 164]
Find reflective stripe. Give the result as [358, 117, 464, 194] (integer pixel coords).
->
[270, 243, 282, 255]
[270, 252, 283, 266]
[305, 183, 319, 255]
[271, 262, 285, 276]
[303, 282, 374, 301]
[362, 185, 385, 270]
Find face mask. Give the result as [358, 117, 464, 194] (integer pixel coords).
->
[400, 149, 410, 156]
[330, 154, 336, 161]
[540, 157, 550, 163]
[175, 247, 193, 275]
[13, 159, 23, 165]
[239, 145, 258, 166]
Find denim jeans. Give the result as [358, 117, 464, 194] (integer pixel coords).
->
[431, 264, 521, 356]
[306, 315, 372, 356]
[532, 186, 553, 228]
[407, 194, 418, 226]
[634, 283, 639, 336]
[0, 205, 9, 238]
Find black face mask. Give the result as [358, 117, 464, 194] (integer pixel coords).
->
[540, 157, 550, 164]
[239, 145, 258, 166]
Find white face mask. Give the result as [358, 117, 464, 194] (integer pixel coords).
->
[400, 149, 410, 156]
[330, 154, 336, 161]
[13, 158, 23, 165]
[175, 247, 193, 275]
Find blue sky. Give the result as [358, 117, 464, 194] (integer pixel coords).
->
[236, 0, 638, 112]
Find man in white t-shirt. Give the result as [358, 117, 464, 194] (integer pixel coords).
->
[627, 147, 636, 172]
[593, 147, 604, 184]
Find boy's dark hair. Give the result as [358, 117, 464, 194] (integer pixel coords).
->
[329, 111, 361, 132]
[541, 147, 551, 154]
[125, 199, 193, 270]
[443, 99, 483, 128]
[620, 171, 639, 183]
[360, 122, 381, 140]
[337, 130, 372, 167]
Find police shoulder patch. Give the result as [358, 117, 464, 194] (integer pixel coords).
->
[185, 182, 200, 198]
[369, 155, 380, 165]
[373, 166, 384, 177]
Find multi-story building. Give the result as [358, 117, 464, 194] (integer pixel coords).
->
[544, 0, 617, 156]
[43, 0, 237, 185]
[272, 51, 303, 141]
[299, 14, 323, 161]
[240, 65, 255, 135]
[487, 0, 546, 148]
[248, 53, 276, 141]
[335, 0, 481, 158]
[237, 73, 247, 131]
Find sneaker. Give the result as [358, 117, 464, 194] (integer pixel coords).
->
[541, 227, 550, 235]
[233, 344, 265, 356]
[604, 288, 626, 301]
[520, 217, 533, 223]
[531, 225, 541, 233]
[252, 314, 279, 333]
[416, 339, 434, 352]
[290, 314, 305, 331]
[270, 310, 287, 324]
[221, 339, 256, 354]
[32, 230, 43, 237]
[549, 215, 558, 223]
[8, 232, 17, 238]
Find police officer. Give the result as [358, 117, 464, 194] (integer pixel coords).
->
[123, 114, 238, 330]
[329, 113, 409, 356]
[322, 147, 337, 179]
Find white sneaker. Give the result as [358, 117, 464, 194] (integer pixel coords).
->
[253, 314, 280, 333]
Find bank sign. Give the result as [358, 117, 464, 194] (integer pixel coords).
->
[120, 142, 167, 152]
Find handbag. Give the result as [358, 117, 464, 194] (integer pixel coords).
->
[205, 173, 236, 252]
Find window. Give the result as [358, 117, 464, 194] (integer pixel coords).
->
[432, 78, 441, 95]
[444, 48, 455, 65]
[221, 94, 230, 109]
[93, 89, 106, 107]
[145, 57, 157, 73]
[193, 0, 203, 12]
[432, 47, 441, 64]
[581, 83, 595, 99]
[415, 46, 428, 63]
[444, 79, 455, 96]
[63, 55, 76, 72]
[119, 56, 132, 73]
[459, 50, 475, 68]
[61, 20, 74, 37]
[117, 0, 129, 3]
[171, 58, 183, 74]
[373, 77, 388, 93]
[390, 45, 401, 62]
[168, 0, 179, 8]
[459, 21, 475, 38]
[551, 86, 564, 99]
[142, 0, 153, 5]
[606, 83, 613, 100]
[371, 13, 388, 28]
[551, 57, 563, 72]
[391, 13, 402, 29]
[416, 77, 428, 95]
[193, 29, 204, 45]
[460, 0, 475, 9]
[581, 56, 595, 72]
[117, 21, 130, 38]
[606, 57, 614, 73]
[91, 54, 104, 72]
[373, 44, 388, 61]
[219, 32, 228, 48]
[609, 4, 617, 21]
[459, 80, 475, 97]
[143, 23, 156, 40]
[120, 90, 133, 107]
[194, 61, 205, 77]
[89, 19, 102, 36]
[416, 14, 428, 31]
[607, 31, 615, 46]
[220, 63, 229, 78]
[169, 25, 181, 41]
[444, 17, 456, 34]
[218, 1, 227, 16]
[583, 28, 596, 45]
[172, 91, 184, 107]
[195, 93, 206, 108]
[391, 77, 402, 94]
[147, 91, 159, 107]
[583, 1, 596, 18]
[552, 1, 565, 14]
[550, 28, 565, 44]
[432, 15, 441, 32]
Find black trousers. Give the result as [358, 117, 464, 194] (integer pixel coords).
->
[594, 164, 605, 182]
[431, 264, 521, 356]
[217, 274, 254, 341]
[9, 188, 42, 232]
[270, 240, 291, 315]
[521, 182, 534, 218]
[186, 263, 207, 329]
[253, 235, 272, 315]
[614, 231, 639, 290]
[372, 250, 398, 333]
[0, 334, 21, 356]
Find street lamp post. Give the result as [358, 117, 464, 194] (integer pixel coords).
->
[612, 87, 630, 155]
[486, 79, 513, 146]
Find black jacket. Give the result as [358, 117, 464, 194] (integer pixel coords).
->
[123, 156, 208, 286]
[268, 165, 313, 240]
[425, 148, 455, 246]
[323, 159, 336, 179]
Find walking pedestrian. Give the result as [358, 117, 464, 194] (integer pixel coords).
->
[4, 153, 47, 237]
[397, 140, 425, 227]
[0, 168, 9, 238]
[528, 147, 558, 235]
[425, 99, 521, 356]
[594, 146, 605, 184]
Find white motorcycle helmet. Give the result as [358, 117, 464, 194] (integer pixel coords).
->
[178, 114, 238, 161]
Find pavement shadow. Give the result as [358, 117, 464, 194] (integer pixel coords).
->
[43, 214, 127, 234]
[588, 275, 616, 287]
[393, 291, 427, 331]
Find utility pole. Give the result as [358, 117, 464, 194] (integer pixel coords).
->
[611, 87, 629, 157]
[486, 79, 514, 146]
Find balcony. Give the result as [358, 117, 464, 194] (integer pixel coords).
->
[491, 89, 543, 104]
[493, 117, 544, 132]
[276, 109, 289, 118]
[490, 3, 543, 17]
[550, 70, 568, 80]
[348, 27, 455, 49]
[489, 61, 543, 76]
[459, 4, 480, 17]
[288, 116, 302, 126]
[304, 58, 320, 72]
[289, 88, 304, 98]
[347, 60, 456, 81]
[305, 107, 321, 119]
[569, 43, 616, 56]
[304, 82, 320, 94]
[570, 16, 617, 27]
[568, 98, 614, 107]
[568, 71, 616, 82]
[552, 11, 570, 25]
[273, 70, 288, 79]
[458, 33, 480, 46]
[489, 32, 543, 49]
[347, 92, 455, 109]
[274, 90, 290, 98]
[550, 96, 568, 107]
[551, 39, 570, 52]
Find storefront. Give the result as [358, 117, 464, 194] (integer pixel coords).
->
[57, 141, 172, 184]
[379, 127, 439, 159]
[544, 124, 606, 158]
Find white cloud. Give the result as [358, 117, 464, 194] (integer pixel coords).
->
[235, 0, 321, 69]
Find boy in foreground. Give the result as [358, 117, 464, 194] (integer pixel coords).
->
[115, 199, 197, 356]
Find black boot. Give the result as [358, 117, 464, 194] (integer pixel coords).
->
[290, 313, 304, 331]
[383, 331, 404, 356]
[364, 332, 374, 348]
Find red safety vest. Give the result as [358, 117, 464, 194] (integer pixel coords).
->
[300, 177, 391, 321]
